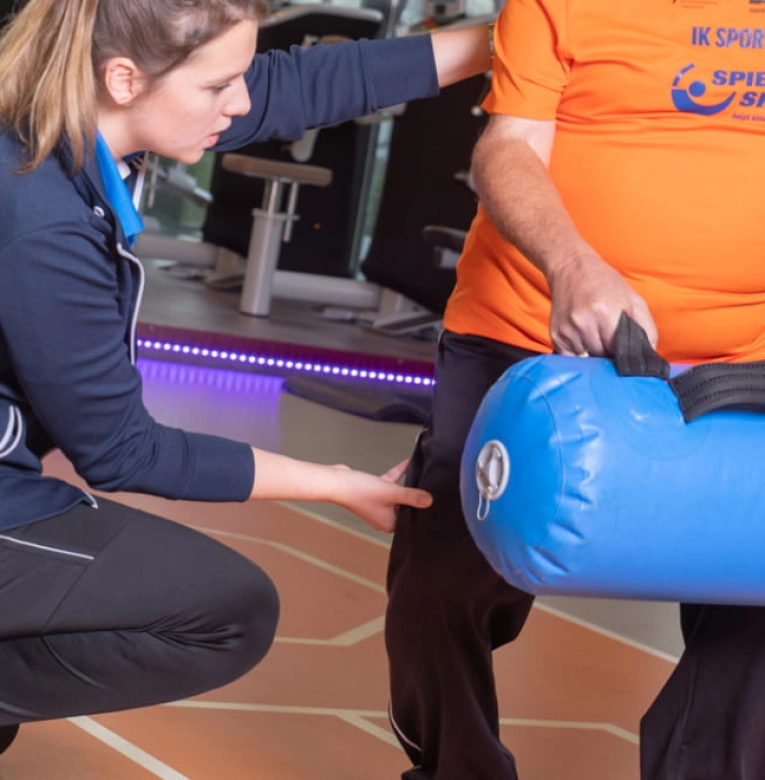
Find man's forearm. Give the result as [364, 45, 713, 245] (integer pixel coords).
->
[471, 133, 595, 280]
[471, 126, 657, 354]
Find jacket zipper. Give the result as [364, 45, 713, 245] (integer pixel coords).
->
[115, 242, 145, 366]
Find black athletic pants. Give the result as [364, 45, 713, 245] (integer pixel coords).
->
[0, 497, 278, 726]
[641, 602, 765, 779]
[387, 330, 765, 780]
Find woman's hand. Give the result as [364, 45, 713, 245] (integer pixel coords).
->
[330, 459, 432, 533]
[249, 449, 431, 533]
[546, 252, 658, 357]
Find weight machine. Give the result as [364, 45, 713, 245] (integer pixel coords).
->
[136, 0, 501, 329]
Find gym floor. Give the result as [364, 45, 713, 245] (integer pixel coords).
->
[3, 258, 685, 779]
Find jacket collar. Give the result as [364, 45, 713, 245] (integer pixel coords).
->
[57, 137, 110, 206]
[57, 137, 142, 248]
[94, 133, 144, 246]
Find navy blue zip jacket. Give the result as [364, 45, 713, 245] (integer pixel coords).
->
[0, 35, 439, 530]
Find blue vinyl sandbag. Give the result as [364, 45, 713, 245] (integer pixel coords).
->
[460, 352, 765, 605]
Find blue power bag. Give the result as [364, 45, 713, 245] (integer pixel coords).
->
[460, 315, 765, 605]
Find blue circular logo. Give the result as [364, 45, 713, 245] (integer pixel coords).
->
[671, 64, 736, 115]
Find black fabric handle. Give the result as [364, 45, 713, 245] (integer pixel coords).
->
[612, 313, 670, 380]
[612, 313, 765, 422]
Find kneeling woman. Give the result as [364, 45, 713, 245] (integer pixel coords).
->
[0, 0, 491, 755]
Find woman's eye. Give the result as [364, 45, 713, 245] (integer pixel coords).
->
[211, 83, 231, 93]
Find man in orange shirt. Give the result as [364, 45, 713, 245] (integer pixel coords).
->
[385, 1, 765, 778]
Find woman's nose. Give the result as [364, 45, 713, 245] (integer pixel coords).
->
[226, 76, 251, 117]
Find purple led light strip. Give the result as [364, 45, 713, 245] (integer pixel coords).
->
[136, 338, 436, 387]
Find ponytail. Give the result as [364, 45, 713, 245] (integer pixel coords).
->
[0, 0, 264, 172]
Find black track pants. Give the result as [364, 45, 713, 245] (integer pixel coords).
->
[386, 331, 537, 780]
[0, 497, 279, 725]
[641, 602, 765, 780]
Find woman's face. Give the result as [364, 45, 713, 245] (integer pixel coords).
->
[125, 19, 259, 163]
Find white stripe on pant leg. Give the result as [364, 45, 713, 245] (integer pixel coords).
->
[388, 701, 423, 753]
[0, 535, 95, 561]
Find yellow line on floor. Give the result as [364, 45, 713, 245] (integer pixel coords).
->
[335, 714, 401, 748]
[192, 526, 385, 593]
[499, 717, 639, 745]
[163, 701, 387, 717]
[534, 602, 679, 664]
[275, 615, 386, 647]
[69, 716, 190, 779]
[277, 501, 391, 549]
[324, 614, 386, 645]
[162, 702, 639, 745]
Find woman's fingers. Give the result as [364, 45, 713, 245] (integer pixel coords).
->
[380, 459, 433, 508]
[397, 485, 433, 509]
[381, 459, 410, 483]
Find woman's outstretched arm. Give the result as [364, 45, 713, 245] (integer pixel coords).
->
[431, 23, 493, 87]
[248, 448, 432, 533]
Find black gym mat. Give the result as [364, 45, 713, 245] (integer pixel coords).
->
[282, 374, 433, 425]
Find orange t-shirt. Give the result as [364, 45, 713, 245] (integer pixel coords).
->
[443, 0, 765, 363]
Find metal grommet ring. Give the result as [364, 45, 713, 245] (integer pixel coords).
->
[475, 440, 511, 522]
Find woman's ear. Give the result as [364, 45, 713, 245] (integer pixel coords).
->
[101, 57, 145, 106]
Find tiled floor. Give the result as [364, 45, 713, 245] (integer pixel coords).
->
[5, 354, 681, 779]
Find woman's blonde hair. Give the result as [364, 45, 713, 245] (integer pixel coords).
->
[0, 0, 265, 171]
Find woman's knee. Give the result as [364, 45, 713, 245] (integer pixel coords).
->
[238, 562, 280, 668]
[162, 544, 280, 693]
[208, 559, 280, 685]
